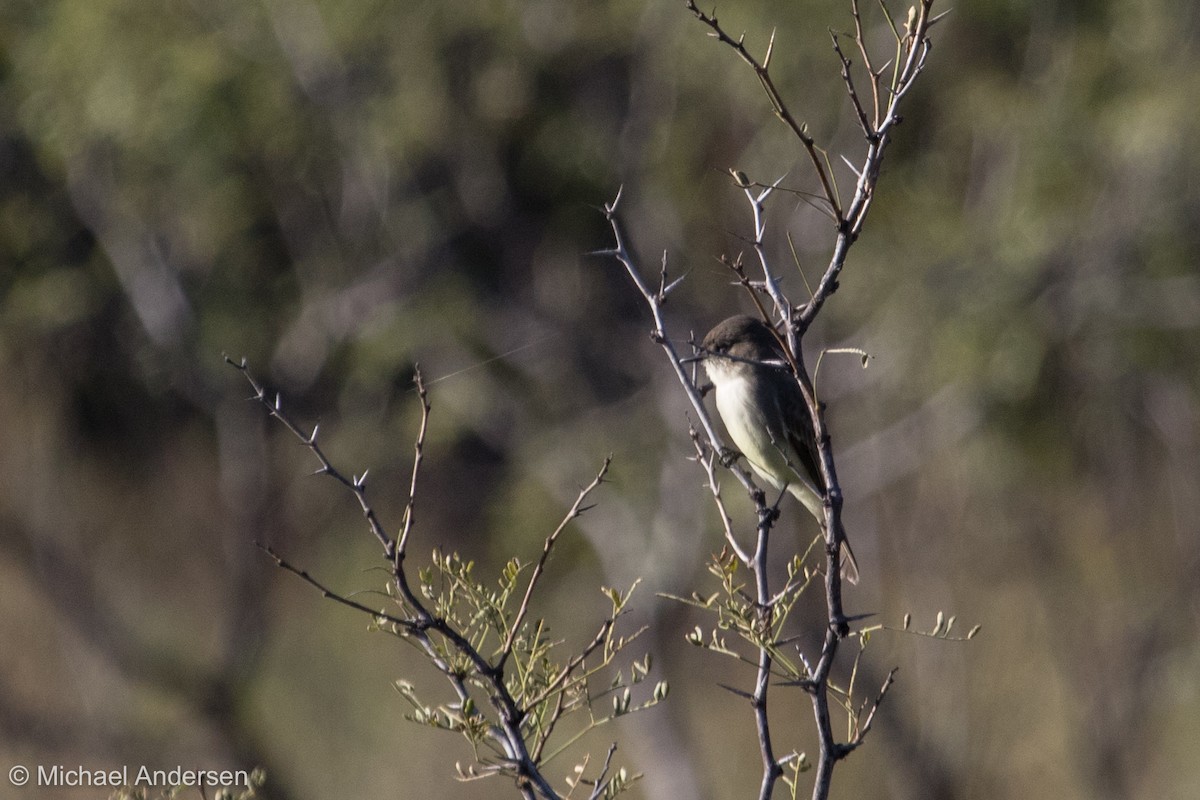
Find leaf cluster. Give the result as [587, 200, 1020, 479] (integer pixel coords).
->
[234, 358, 660, 799]
[387, 550, 665, 795]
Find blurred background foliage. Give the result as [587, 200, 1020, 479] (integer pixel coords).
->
[1, 0, 1198, 798]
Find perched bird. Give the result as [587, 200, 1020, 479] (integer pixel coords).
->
[699, 315, 859, 584]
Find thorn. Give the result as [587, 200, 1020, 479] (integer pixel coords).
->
[929, 9, 952, 26]
[717, 683, 755, 700]
[840, 154, 863, 178]
[606, 184, 624, 212]
[308, 423, 320, 444]
[661, 273, 688, 296]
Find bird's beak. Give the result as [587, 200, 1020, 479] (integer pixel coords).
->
[680, 353, 705, 364]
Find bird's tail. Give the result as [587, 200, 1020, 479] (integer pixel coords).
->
[788, 482, 861, 585]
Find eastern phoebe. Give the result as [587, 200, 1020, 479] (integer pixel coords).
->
[699, 315, 859, 584]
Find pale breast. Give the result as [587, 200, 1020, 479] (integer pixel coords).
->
[714, 374, 793, 493]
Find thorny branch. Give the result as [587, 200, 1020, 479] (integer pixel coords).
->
[226, 357, 641, 800]
[686, 1, 845, 225]
[603, 189, 791, 800]
[604, 2, 940, 799]
[798, 0, 938, 334]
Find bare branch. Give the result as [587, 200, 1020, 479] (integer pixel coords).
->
[797, 0, 937, 335]
[257, 542, 421, 631]
[830, 30, 875, 141]
[849, 0, 882, 126]
[226, 355, 397, 559]
[397, 368, 430, 559]
[847, 667, 899, 751]
[585, 743, 620, 800]
[602, 191, 760, 504]
[604, 186, 789, 800]
[685, 1, 845, 225]
[688, 426, 750, 564]
[499, 456, 612, 668]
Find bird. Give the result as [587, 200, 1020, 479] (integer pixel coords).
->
[698, 315, 859, 584]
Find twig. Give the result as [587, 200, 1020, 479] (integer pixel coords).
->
[688, 425, 749, 564]
[499, 457, 613, 669]
[797, 0, 936, 335]
[685, 1, 845, 226]
[226, 355, 396, 559]
[751, 504, 784, 800]
[600, 189, 762, 508]
[257, 542, 421, 632]
[830, 30, 874, 140]
[849, 0, 882, 127]
[397, 369, 430, 560]
[743, 178, 793, 327]
[847, 667, 899, 751]
[585, 743, 620, 800]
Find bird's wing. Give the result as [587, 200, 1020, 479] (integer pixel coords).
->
[777, 373, 825, 494]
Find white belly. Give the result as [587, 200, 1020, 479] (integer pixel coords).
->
[715, 374, 790, 491]
[714, 374, 823, 517]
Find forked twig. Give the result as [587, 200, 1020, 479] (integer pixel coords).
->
[685, 1, 845, 226]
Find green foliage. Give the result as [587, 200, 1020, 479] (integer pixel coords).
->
[233, 358, 661, 798]
[382, 547, 662, 795]
[779, 750, 813, 800]
[676, 548, 820, 679]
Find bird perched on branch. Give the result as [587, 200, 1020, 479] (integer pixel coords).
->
[698, 315, 859, 584]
